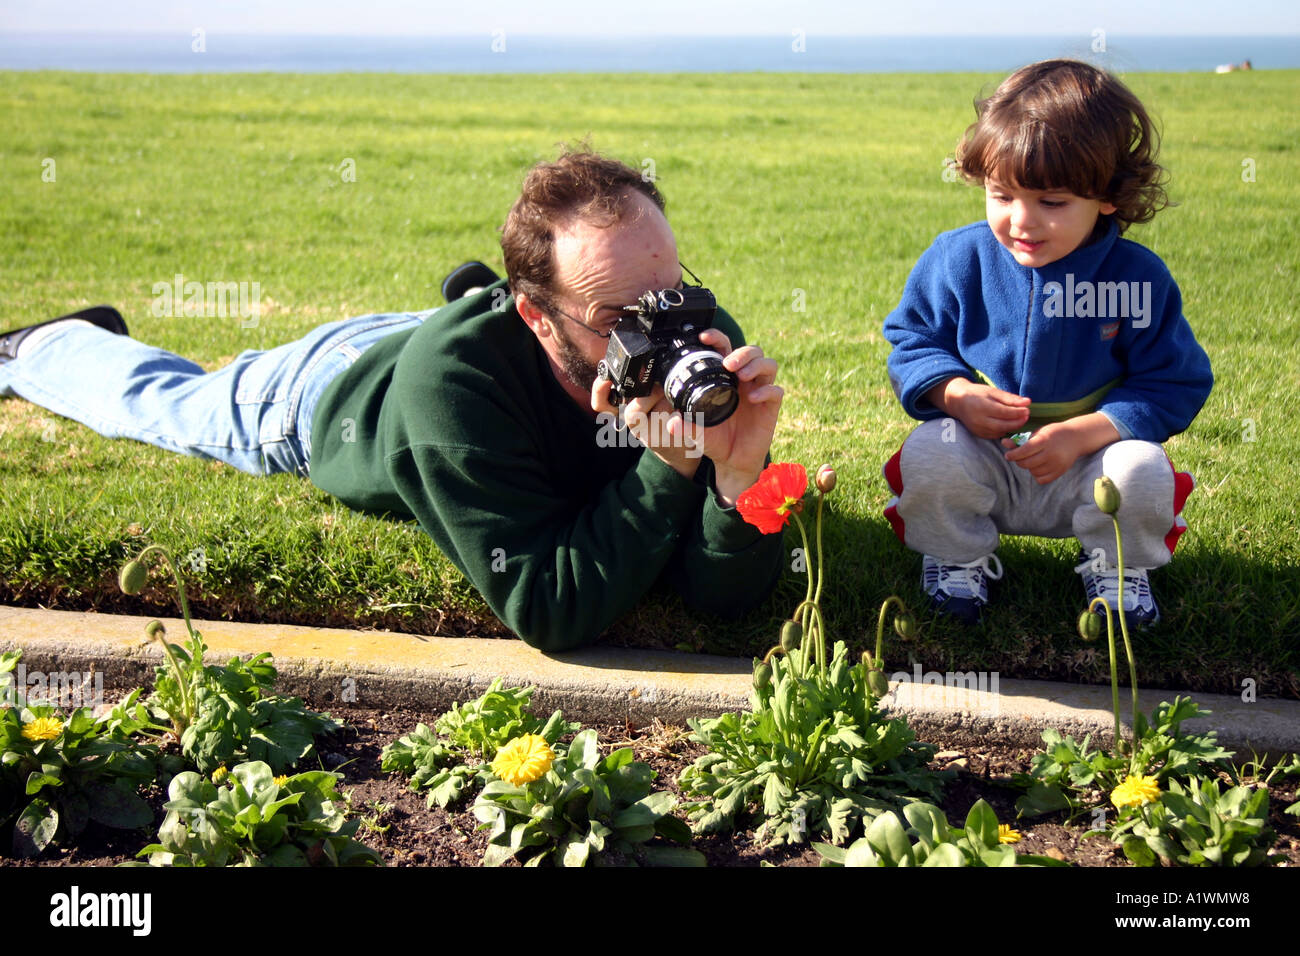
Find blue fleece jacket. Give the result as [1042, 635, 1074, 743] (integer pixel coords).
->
[883, 219, 1213, 443]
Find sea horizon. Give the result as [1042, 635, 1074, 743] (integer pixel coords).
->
[2, 32, 1296, 74]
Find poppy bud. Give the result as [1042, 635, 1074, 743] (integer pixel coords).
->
[752, 660, 773, 692]
[860, 649, 874, 668]
[1077, 610, 1102, 642]
[118, 560, 147, 595]
[893, 613, 917, 640]
[780, 619, 802, 653]
[815, 464, 837, 494]
[144, 620, 166, 641]
[1093, 476, 1121, 515]
[867, 668, 890, 698]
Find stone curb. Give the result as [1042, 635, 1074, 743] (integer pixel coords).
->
[2, 605, 1297, 755]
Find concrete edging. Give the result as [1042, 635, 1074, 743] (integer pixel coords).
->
[2, 605, 1297, 755]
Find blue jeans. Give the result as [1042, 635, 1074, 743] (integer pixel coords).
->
[0, 311, 432, 476]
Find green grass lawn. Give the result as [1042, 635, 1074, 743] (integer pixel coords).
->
[1, 70, 1296, 698]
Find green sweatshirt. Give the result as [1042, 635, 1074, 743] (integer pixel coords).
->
[308, 281, 783, 651]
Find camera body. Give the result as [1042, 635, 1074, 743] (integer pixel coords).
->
[596, 286, 740, 427]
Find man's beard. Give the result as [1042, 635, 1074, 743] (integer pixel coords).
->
[552, 321, 601, 394]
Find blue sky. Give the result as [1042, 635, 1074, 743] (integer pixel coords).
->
[2, 0, 1298, 36]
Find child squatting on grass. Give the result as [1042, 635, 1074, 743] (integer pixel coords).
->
[881, 59, 1213, 628]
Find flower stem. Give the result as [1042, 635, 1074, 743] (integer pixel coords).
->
[791, 514, 817, 676]
[812, 491, 826, 610]
[1111, 515, 1141, 753]
[810, 601, 828, 674]
[875, 596, 905, 665]
[1090, 596, 1122, 752]
[132, 544, 198, 727]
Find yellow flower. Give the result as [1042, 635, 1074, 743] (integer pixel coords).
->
[212, 765, 229, 782]
[21, 716, 64, 741]
[491, 734, 555, 786]
[274, 775, 289, 786]
[997, 824, 1022, 844]
[1111, 774, 1161, 808]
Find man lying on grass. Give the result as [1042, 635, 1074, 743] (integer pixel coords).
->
[0, 150, 786, 651]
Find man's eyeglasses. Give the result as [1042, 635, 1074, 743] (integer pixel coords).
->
[542, 262, 703, 339]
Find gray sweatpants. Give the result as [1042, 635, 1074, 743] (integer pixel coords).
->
[882, 418, 1194, 569]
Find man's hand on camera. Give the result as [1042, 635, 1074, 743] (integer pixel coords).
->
[590, 330, 782, 505]
[690, 329, 783, 507]
[591, 379, 703, 481]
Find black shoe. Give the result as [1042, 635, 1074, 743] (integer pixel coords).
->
[0, 305, 129, 362]
[440, 262, 501, 303]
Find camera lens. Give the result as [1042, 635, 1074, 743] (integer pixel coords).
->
[663, 348, 739, 427]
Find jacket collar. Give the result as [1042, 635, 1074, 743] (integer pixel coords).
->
[1031, 217, 1121, 282]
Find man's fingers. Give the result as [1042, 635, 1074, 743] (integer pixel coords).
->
[743, 383, 784, 407]
[733, 358, 778, 390]
[698, 328, 733, 356]
[591, 378, 614, 413]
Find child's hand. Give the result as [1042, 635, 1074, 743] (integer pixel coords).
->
[928, 377, 1031, 439]
[1001, 414, 1123, 484]
[1001, 422, 1085, 484]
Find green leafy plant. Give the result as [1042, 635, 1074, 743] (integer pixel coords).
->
[1011, 479, 1283, 869]
[1015, 696, 1233, 820]
[381, 679, 578, 808]
[1018, 480, 1230, 822]
[815, 799, 1069, 867]
[129, 760, 381, 867]
[117, 547, 342, 773]
[682, 463, 941, 847]
[681, 640, 944, 846]
[1, 699, 157, 857]
[472, 728, 702, 867]
[1108, 776, 1280, 867]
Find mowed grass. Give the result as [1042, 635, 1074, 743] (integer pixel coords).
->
[0, 70, 1296, 697]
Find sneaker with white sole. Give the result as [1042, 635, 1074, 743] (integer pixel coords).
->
[922, 553, 1004, 624]
[1074, 552, 1160, 628]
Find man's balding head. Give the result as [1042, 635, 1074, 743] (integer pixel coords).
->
[500, 150, 666, 317]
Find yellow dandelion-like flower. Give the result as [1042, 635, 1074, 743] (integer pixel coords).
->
[274, 775, 289, 786]
[1111, 774, 1161, 809]
[21, 716, 64, 741]
[997, 824, 1022, 844]
[491, 734, 555, 786]
[212, 765, 229, 782]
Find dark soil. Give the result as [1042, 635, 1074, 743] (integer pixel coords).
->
[5, 699, 1298, 868]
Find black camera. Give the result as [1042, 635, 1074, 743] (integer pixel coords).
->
[595, 286, 739, 427]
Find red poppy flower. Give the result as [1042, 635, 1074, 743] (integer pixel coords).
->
[736, 463, 808, 534]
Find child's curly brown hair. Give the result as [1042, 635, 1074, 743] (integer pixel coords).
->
[955, 59, 1170, 233]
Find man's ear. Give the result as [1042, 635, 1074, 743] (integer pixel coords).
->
[516, 292, 551, 338]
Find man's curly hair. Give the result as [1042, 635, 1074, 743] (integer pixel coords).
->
[500, 147, 665, 314]
[955, 59, 1170, 233]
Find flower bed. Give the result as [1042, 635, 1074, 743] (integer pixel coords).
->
[4, 473, 1299, 869]
[3, 700, 1297, 868]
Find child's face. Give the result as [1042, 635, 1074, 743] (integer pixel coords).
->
[985, 178, 1117, 268]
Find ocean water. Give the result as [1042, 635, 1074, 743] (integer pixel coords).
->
[0, 32, 1296, 73]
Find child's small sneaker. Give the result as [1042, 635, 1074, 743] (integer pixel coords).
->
[1074, 553, 1160, 628]
[921, 553, 1003, 625]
